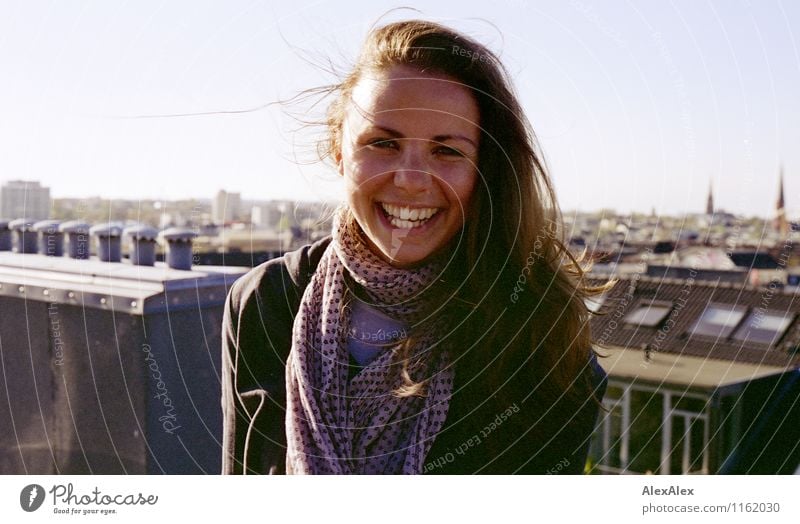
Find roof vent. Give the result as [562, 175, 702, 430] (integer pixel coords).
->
[9, 219, 37, 254]
[59, 221, 91, 259]
[158, 228, 197, 270]
[33, 220, 63, 256]
[89, 223, 123, 262]
[124, 225, 159, 266]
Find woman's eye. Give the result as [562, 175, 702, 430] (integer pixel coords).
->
[434, 146, 465, 157]
[366, 138, 398, 150]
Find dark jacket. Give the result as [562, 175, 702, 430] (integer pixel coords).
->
[221, 237, 607, 474]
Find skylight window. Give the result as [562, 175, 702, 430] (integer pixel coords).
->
[732, 310, 794, 345]
[690, 304, 746, 339]
[624, 301, 672, 327]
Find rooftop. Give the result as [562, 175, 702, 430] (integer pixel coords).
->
[589, 274, 800, 374]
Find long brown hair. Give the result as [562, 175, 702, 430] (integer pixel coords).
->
[324, 20, 611, 405]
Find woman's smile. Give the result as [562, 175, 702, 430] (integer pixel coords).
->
[376, 202, 442, 232]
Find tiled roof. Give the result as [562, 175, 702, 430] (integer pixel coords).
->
[589, 274, 800, 369]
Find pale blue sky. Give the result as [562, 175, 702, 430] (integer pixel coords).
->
[0, 0, 797, 217]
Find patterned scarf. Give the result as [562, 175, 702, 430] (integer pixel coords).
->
[285, 207, 454, 474]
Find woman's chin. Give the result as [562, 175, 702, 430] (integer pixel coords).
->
[370, 242, 433, 269]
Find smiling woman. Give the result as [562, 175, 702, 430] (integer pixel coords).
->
[221, 19, 611, 475]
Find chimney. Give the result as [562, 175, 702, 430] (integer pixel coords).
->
[9, 219, 37, 254]
[158, 228, 197, 270]
[33, 220, 64, 257]
[124, 225, 158, 266]
[89, 223, 123, 262]
[59, 221, 91, 259]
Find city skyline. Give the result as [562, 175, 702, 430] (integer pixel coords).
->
[1, 1, 798, 217]
[5, 179, 793, 222]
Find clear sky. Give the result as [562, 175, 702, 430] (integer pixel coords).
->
[1, 0, 798, 218]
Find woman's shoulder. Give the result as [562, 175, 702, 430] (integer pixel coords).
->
[587, 350, 608, 402]
[222, 236, 332, 390]
[227, 235, 332, 314]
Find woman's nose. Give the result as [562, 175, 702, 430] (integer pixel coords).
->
[392, 145, 432, 193]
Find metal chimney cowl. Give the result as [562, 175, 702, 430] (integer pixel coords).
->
[0, 219, 11, 251]
[33, 219, 64, 257]
[9, 218, 37, 254]
[124, 225, 159, 266]
[59, 220, 91, 259]
[158, 227, 198, 270]
[89, 223, 123, 262]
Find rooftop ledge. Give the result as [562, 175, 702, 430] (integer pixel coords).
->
[597, 344, 796, 390]
[0, 252, 248, 314]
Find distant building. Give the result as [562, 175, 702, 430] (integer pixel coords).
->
[212, 190, 241, 224]
[0, 180, 50, 220]
[250, 201, 283, 229]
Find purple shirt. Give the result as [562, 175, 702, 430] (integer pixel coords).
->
[347, 298, 408, 366]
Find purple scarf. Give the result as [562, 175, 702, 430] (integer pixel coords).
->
[285, 207, 454, 474]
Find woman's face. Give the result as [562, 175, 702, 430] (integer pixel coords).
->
[338, 64, 480, 268]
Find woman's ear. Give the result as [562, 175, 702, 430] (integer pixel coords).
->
[335, 150, 344, 177]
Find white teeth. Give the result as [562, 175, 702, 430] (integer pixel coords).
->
[380, 203, 439, 229]
[390, 218, 416, 229]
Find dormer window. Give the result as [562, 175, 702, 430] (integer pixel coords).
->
[624, 301, 672, 327]
[732, 310, 794, 346]
[690, 304, 746, 339]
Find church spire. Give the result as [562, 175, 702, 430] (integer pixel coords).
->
[706, 179, 714, 215]
[774, 166, 788, 236]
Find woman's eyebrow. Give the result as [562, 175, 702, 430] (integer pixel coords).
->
[369, 125, 403, 138]
[433, 134, 478, 148]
